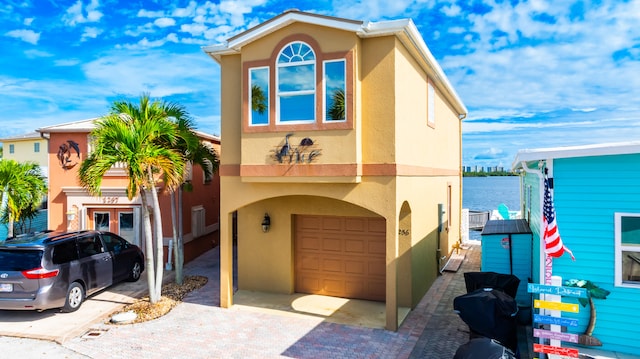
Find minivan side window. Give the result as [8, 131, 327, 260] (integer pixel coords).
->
[52, 241, 79, 264]
[77, 235, 104, 258]
[101, 233, 126, 254]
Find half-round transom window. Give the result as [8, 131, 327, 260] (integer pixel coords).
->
[276, 41, 316, 123]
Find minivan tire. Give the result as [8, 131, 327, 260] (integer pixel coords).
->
[62, 282, 84, 312]
[128, 261, 142, 282]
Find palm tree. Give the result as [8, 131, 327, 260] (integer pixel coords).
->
[251, 84, 267, 115]
[164, 115, 219, 284]
[78, 94, 185, 303]
[0, 160, 47, 238]
[327, 89, 345, 121]
[564, 279, 611, 346]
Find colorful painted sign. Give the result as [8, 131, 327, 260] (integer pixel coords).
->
[534, 299, 579, 313]
[528, 283, 587, 298]
[533, 314, 579, 327]
[533, 343, 579, 358]
[533, 328, 579, 343]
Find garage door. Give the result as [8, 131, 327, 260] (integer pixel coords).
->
[295, 215, 386, 301]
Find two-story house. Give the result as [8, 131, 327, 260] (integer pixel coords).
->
[37, 118, 221, 264]
[204, 10, 467, 330]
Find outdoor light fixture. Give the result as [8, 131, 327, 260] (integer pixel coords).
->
[66, 211, 76, 231]
[261, 213, 271, 233]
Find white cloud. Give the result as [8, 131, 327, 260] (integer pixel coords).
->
[63, 0, 103, 26]
[55, 59, 81, 67]
[81, 27, 103, 41]
[5, 29, 40, 44]
[82, 49, 216, 99]
[172, 1, 198, 17]
[154, 17, 176, 28]
[137, 9, 164, 18]
[24, 49, 53, 58]
[24, 17, 34, 26]
[120, 34, 179, 49]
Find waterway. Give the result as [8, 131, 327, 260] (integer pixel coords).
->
[463, 176, 521, 240]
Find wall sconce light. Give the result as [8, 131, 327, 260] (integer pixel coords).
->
[261, 213, 271, 233]
[66, 211, 76, 231]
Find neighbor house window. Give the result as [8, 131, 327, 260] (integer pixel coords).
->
[249, 67, 269, 126]
[427, 81, 435, 126]
[324, 59, 346, 122]
[34, 142, 40, 153]
[9, 144, 14, 154]
[615, 213, 640, 287]
[276, 41, 316, 123]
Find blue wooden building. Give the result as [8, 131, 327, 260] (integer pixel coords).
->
[512, 142, 640, 356]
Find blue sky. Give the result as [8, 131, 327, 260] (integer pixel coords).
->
[1, 0, 639, 168]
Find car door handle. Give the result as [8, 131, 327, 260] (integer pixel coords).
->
[103, 257, 111, 261]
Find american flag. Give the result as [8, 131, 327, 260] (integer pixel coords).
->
[543, 177, 575, 260]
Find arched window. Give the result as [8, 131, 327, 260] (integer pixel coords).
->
[276, 41, 316, 123]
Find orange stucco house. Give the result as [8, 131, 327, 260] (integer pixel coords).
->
[37, 118, 221, 264]
[204, 10, 467, 331]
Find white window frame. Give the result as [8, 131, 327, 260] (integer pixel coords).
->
[614, 212, 640, 288]
[248, 66, 270, 127]
[323, 59, 347, 123]
[276, 41, 316, 125]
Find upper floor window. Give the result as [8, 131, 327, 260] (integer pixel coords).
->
[324, 59, 346, 122]
[615, 213, 640, 287]
[34, 142, 40, 153]
[276, 41, 316, 123]
[9, 144, 14, 154]
[249, 67, 269, 126]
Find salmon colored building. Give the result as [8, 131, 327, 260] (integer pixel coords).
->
[204, 10, 467, 330]
[37, 119, 220, 264]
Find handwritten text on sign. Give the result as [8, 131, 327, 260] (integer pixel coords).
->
[534, 299, 579, 313]
[533, 328, 579, 343]
[533, 314, 579, 327]
[528, 283, 587, 298]
[533, 343, 579, 358]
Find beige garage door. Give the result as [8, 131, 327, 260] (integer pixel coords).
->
[295, 215, 386, 301]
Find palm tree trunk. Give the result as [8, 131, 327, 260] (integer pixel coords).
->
[177, 185, 184, 283]
[147, 168, 164, 300]
[170, 190, 182, 285]
[139, 189, 158, 303]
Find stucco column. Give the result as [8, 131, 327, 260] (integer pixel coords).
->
[385, 216, 398, 331]
[220, 211, 234, 308]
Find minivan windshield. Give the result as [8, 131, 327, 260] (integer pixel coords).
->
[0, 250, 44, 271]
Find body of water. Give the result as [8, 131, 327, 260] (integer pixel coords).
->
[463, 176, 521, 240]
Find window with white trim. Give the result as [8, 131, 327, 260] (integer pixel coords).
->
[276, 41, 316, 123]
[249, 67, 269, 126]
[324, 59, 346, 122]
[615, 213, 640, 287]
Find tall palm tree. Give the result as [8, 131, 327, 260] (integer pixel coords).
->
[162, 114, 219, 284]
[0, 160, 47, 238]
[78, 94, 185, 303]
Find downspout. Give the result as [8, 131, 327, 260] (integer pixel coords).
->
[519, 160, 545, 285]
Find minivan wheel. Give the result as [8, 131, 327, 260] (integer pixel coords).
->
[128, 261, 142, 282]
[62, 282, 84, 312]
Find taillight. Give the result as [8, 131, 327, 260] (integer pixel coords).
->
[22, 267, 60, 279]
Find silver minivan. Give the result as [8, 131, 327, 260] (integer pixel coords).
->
[0, 230, 144, 312]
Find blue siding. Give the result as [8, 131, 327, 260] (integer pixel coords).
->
[0, 210, 47, 240]
[522, 172, 542, 284]
[530, 153, 640, 354]
[481, 233, 532, 305]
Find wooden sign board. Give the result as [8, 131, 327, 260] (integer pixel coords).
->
[534, 328, 579, 343]
[533, 314, 579, 327]
[533, 343, 579, 358]
[528, 283, 587, 298]
[534, 299, 579, 313]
